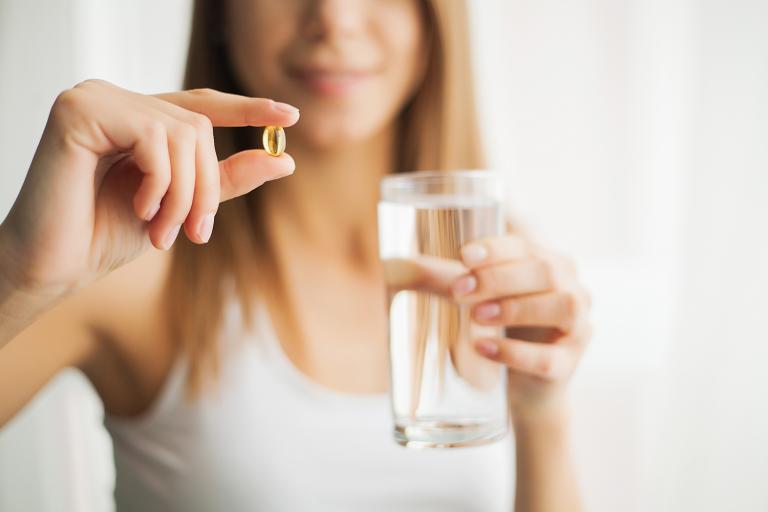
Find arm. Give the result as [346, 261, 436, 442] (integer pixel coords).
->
[0, 243, 174, 427]
[1, 80, 300, 425]
[0, 258, 97, 426]
[1, 81, 298, 346]
[0, 228, 70, 350]
[512, 403, 581, 512]
[449, 235, 592, 512]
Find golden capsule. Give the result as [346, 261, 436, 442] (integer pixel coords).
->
[262, 125, 286, 156]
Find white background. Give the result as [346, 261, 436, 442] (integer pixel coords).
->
[1, 0, 767, 510]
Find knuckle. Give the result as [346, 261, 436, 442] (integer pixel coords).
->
[537, 353, 555, 378]
[537, 259, 557, 289]
[477, 267, 500, 295]
[189, 112, 213, 135]
[580, 322, 594, 344]
[53, 80, 118, 123]
[143, 118, 167, 143]
[560, 291, 579, 322]
[503, 346, 519, 367]
[568, 321, 593, 348]
[480, 238, 500, 261]
[502, 299, 521, 322]
[189, 87, 217, 99]
[73, 78, 107, 90]
[218, 156, 235, 182]
[52, 88, 88, 118]
[243, 108, 264, 127]
[172, 122, 197, 144]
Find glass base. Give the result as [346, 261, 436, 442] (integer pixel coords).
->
[394, 418, 508, 449]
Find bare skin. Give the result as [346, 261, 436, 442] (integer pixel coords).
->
[0, 1, 590, 511]
[0, 92, 586, 512]
[0, 81, 300, 421]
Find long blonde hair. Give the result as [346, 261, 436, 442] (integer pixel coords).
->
[167, 0, 486, 395]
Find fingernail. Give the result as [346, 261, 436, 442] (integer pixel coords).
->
[197, 213, 215, 243]
[476, 340, 499, 357]
[462, 243, 487, 266]
[273, 101, 299, 114]
[162, 224, 181, 250]
[475, 302, 501, 320]
[453, 275, 477, 296]
[145, 203, 161, 221]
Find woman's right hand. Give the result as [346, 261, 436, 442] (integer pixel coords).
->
[0, 79, 299, 295]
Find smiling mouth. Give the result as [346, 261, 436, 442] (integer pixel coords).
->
[289, 68, 377, 96]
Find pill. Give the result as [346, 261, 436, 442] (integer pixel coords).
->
[262, 126, 286, 156]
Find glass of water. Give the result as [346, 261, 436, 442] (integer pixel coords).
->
[378, 170, 508, 448]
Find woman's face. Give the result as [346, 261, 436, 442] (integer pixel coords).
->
[226, 0, 428, 149]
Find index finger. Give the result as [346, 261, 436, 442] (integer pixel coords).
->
[153, 88, 300, 127]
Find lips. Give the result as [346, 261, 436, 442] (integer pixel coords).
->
[289, 66, 377, 96]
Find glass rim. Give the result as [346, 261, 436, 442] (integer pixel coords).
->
[380, 169, 500, 190]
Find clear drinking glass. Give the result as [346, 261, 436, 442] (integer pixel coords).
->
[378, 170, 508, 448]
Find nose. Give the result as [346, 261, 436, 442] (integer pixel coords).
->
[301, 0, 365, 41]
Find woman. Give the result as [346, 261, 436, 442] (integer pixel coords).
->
[0, 0, 591, 510]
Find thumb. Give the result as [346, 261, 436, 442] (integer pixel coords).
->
[218, 150, 295, 202]
[383, 256, 466, 296]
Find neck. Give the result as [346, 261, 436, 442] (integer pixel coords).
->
[262, 127, 395, 270]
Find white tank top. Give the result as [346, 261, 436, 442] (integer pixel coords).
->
[104, 299, 514, 511]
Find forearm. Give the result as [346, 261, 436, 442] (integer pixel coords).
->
[0, 225, 65, 349]
[512, 403, 582, 512]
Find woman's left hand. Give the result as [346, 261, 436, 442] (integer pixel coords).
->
[451, 235, 592, 419]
